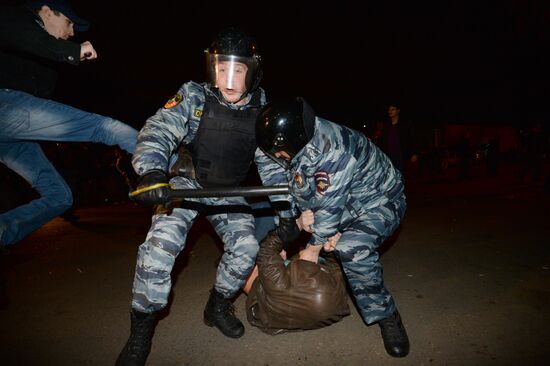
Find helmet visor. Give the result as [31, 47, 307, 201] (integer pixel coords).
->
[205, 53, 260, 92]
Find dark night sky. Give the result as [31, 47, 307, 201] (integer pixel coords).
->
[51, 1, 550, 131]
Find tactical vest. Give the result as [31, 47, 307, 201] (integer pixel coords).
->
[189, 91, 261, 187]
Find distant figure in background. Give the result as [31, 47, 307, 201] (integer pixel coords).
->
[379, 103, 417, 175]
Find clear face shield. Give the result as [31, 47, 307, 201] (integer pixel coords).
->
[205, 53, 260, 93]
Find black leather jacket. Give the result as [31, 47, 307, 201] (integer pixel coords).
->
[0, 4, 81, 98]
[246, 232, 350, 335]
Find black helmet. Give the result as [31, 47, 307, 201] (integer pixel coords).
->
[256, 97, 316, 160]
[205, 27, 262, 95]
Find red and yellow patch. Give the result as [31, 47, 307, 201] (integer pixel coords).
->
[314, 171, 330, 194]
[294, 173, 304, 188]
[164, 94, 183, 109]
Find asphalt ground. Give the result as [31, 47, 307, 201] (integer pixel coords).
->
[1, 165, 549, 365]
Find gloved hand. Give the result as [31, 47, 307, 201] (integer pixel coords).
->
[275, 216, 301, 251]
[129, 169, 170, 205]
[169, 145, 196, 179]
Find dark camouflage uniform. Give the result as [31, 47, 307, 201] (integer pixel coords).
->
[131, 81, 266, 312]
[256, 117, 406, 324]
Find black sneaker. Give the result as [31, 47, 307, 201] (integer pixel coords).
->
[378, 309, 410, 357]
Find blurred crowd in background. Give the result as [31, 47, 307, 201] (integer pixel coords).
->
[1, 120, 549, 219]
[363, 120, 550, 186]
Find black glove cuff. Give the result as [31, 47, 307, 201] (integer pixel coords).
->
[276, 216, 300, 248]
[138, 169, 168, 187]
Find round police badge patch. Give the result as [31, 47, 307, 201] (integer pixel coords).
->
[314, 171, 330, 194]
[164, 94, 183, 109]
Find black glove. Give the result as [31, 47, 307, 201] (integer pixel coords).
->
[130, 170, 170, 205]
[275, 216, 300, 251]
[169, 145, 196, 179]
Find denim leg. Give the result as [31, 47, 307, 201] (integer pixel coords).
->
[0, 142, 73, 246]
[0, 89, 138, 154]
[249, 201, 276, 242]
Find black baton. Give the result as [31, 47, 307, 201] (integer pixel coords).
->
[167, 185, 289, 200]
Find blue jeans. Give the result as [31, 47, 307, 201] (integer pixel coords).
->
[0, 89, 138, 246]
[249, 200, 276, 242]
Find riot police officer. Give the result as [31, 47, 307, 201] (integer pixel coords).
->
[255, 96, 410, 358]
[116, 28, 299, 366]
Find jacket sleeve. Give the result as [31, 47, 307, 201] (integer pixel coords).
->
[0, 12, 80, 65]
[321, 252, 342, 276]
[309, 151, 357, 245]
[254, 148, 297, 218]
[257, 232, 290, 291]
[132, 84, 196, 175]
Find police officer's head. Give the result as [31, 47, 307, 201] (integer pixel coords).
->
[205, 27, 262, 104]
[256, 96, 316, 163]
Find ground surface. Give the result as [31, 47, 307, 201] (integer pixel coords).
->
[1, 166, 549, 365]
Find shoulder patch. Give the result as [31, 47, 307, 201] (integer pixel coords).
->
[294, 172, 304, 188]
[314, 171, 330, 194]
[164, 94, 183, 109]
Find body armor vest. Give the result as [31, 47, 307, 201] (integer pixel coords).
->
[189, 91, 261, 187]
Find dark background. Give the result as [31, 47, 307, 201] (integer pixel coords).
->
[48, 0, 550, 131]
[3, 0, 550, 212]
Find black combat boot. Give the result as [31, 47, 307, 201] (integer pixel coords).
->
[115, 309, 157, 366]
[378, 309, 410, 357]
[203, 288, 244, 338]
